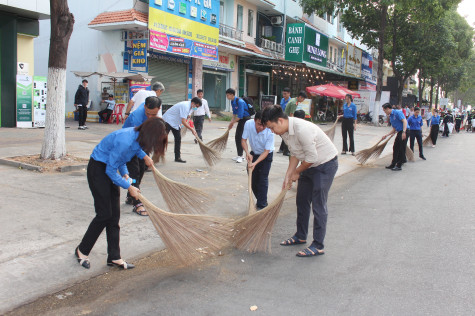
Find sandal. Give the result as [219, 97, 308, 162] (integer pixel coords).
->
[296, 245, 325, 257]
[341, 151, 347, 155]
[75, 246, 90, 269]
[133, 203, 148, 216]
[107, 259, 135, 270]
[280, 236, 306, 246]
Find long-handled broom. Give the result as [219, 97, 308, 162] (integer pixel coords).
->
[138, 193, 233, 266]
[195, 136, 222, 167]
[405, 145, 415, 162]
[355, 134, 394, 165]
[180, 126, 187, 138]
[232, 186, 289, 253]
[423, 134, 432, 146]
[247, 168, 256, 215]
[323, 117, 340, 142]
[206, 129, 230, 153]
[152, 166, 213, 214]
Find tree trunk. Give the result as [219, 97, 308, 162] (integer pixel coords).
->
[372, 4, 388, 125]
[397, 77, 404, 107]
[429, 76, 434, 110]
[40, 0, 74, 159]
[418, 69, 423, 108]
[435, 84, 439, 109]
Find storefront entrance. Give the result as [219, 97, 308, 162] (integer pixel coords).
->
[203, 71, 227, 111]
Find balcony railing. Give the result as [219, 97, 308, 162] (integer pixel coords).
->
[258, 37, 284, 54]
[219, 23, 243, 41]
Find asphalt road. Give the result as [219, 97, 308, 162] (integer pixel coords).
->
[8, 131, 475, 316]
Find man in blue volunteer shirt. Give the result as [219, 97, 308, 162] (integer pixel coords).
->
[278, 87, 291, 154]
[407, 106, 426, 160]
[382, 103, 408, 171]
[162, 97, 201, 163]
[241, 110, 275, 210]
[340, 94, 357, 155]
[123, 96, 161, 216]
[429, 109, 440, 147]
[226, 88, 251, 163]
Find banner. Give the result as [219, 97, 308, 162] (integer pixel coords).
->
[33, 76, 47, 128]
[148, 0, 219, 61]
[129, 80, 151, 98]
[16, 75, 33, 128]
[345, 43, 362, 77]
[296, 99, 312, 118]
[361, 51, 373, 81]
[130, 39, 148, 73]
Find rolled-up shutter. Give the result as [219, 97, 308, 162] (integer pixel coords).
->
[148, 59, 188, 106]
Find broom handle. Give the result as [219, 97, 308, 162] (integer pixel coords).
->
[248, 167, 256, 215]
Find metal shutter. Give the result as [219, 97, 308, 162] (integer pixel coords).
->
[148, 59, 188, 106]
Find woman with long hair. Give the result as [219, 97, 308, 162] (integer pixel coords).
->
[75, 117, 168, 270]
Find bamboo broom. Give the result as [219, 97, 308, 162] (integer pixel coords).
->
[206, 129, 230, 153]
[405, 145, 415, 162]
[196, 136, 222, 167]
[423, 134, 432, 146]
[151, 166, 213, 214]
[232, 186, 289, 253]
[354, 134, 394, 165]
[323, 117, 340, 142]
[247, 168, 256, 215]
[138, 193, 233, 266]
[180, 126, 187, 138]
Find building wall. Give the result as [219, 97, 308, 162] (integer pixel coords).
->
[17, 34, 34, 76]
[233, 0, 257, 43]
[2, 0, 50, 16]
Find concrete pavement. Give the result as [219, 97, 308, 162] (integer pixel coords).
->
[1, 118, 401, 313]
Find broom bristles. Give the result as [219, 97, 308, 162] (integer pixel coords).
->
[323, 117, 339, 142]
[232, 187, 288, 253]
[196, 136, 222, 167]
[423, 134, 432, 146]
[180, 126, 187, 138]
[405, 145, 415, 162]
[354, 135, 393, 165]
[152, 166, 213, 214]
[247, 168, 256, 215]
[206, 129, 230, 153]
[139, 193, 233, 266]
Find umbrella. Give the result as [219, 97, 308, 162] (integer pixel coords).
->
[306, 83, 361, 99]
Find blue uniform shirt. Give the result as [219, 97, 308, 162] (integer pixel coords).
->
[280, 97, 290, 111]
[343, 102, 357, 120]
[123, 103, 147, 128]
[231, 97, 250, 119]
[390, 109, 406, 132]
[430, 115, 440, 125]
[407, 115, 423, 130]
[91, 128, 147, 189]
[242, 120, 275, 155]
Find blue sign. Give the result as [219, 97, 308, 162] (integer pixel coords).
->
[130, 39, 148, 73]
[361, 51, 373, 81]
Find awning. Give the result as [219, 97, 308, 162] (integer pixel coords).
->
[304, 62, 362, 80]
[72, 71, 153, 81]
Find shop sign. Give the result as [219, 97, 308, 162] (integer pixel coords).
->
[16, 75, 33, 128]
[148, 0, 219, 61]
[348, 80, 358, 90]
[33, 76, 47, 128]
[285, 23, 328, 67]
[361, 51, 373, 81]
[285, 23, 305, 62]
[129, 81, 151, 99]
[260, 95, 277, 109]
[202, 53, 236, 71]
[130, 39, 148, 73]
[345, 43, 362, 77]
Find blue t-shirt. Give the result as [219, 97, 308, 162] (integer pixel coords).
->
[430, 115, 440, 125]
[231, 97, 250, 119]
[91, 128, 147, 189]
[390, 109, 406, 132]
[123, 103, 147, 128]
[163, 101, 191, 130]
[241, 120, 274, 155]
[343, 102, 357, 120]
[280, 97, 290, 111]
[407, 115, 423, 130]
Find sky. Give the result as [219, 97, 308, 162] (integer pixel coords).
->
[457, 0, 475, 27]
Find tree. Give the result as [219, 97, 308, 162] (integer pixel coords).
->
[40, 0, 75, 159]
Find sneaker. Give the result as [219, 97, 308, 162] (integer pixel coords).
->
[236, 157, 243, 163]
[432, 145, 436, 148]
[391, 166, 402, 171]
[78, 126, 86, 130]
[385, 165, 395, 169]
[232, 156, 240, 161]
[83, 125, 88, 129]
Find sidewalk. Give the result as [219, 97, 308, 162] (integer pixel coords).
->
[0, 119, 393, 313]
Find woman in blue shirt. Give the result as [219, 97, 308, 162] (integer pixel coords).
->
[407, 107, 426, 160]
[429, 109, 440, 147]
[75, 117, 168, 270]
[340, 94, 357, 155]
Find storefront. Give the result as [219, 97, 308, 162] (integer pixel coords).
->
[202, 53, 236, 111]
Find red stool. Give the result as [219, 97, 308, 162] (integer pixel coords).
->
[110, 104, 125, 124]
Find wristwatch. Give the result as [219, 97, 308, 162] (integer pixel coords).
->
[125, 112, 130, 115]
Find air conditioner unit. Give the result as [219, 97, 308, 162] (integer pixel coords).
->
[271, 16, 283, 25]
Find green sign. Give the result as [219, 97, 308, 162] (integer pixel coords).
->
[16, 75, 33, 127]
[285, 23, 328, 67]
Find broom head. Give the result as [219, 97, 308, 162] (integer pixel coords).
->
[405, 145, 415, 162]
[139, 193, 233, 266]
[423, 134, 432, 146]
[323, 117, 339, 142]
[152, 166, 213, 214]
[206, 129, 230, 153]
[196, 136, 222, 167]
[180, 126, 187, 138]
[355, 135, 393, 165]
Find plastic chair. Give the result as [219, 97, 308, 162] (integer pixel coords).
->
[110, 103, 125, 124]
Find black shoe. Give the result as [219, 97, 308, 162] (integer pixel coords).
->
[194, 139, 198, 144]
[277, 150, 283, 154]
[420, 156, 426, 160]
[107, 260, 135, 270]
[175, 158, 186, 163]
[75, 247, 90, 269]
[125, 196, 133, 205]
[283, 152, 290, 156]
[391, 166, 402, 171]
[385, 165, 395, 169]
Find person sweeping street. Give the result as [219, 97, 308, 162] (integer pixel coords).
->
[75, 117, 168, 270]
[382, 103, 408, 171]
[241, 110, 275, 210]
[429, 109, 440, 147]
[340, 94, 357, 155]
[261, 105, 338, 257]
[407, 107, 426, 160]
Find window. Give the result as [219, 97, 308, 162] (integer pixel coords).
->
[330, 47, 333, 63]
[237, 5, 243, 31]
[220, 1, 224, 24]
[247, 9, 254, 36]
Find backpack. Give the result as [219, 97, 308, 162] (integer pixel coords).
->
[240, 96, 256, 116]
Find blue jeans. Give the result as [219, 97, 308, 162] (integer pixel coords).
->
[295, 157, 338, 249]
[251, 151, 273, 209]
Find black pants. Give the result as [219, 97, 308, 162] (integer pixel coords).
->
[430, 125, 439, 145]
[391, 131, 406, 168]
[235, 117, 250, 156]
[442, 123, 450, 137]
[165, 122, 182, 160]
[99, 109, 113, 123]
[78, 105, 88, 127]
[341, 118, 355, 152]
[409, 129, 423, 157]
[193, 115, 205, 140]
[455, 121, 461, 133]
[250, 152, 273, 209]
[295, 157, 338, 250]
[78, 158, 121, 261]
[126, 156, 145, 206]
[279, 138, 289, 155]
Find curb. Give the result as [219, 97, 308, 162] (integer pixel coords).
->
[58, 164, 88, 173]
[0, 158, 43, 172]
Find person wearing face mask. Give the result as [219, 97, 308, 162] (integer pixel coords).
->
[241, 110, 275, 210]
[162, 97, 201, 163]
[123, 96, 162, 216]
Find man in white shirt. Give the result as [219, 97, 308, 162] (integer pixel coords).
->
[189, 89, 212, 143]
[125, 82, 165, 118]
[162, 97, 201, 163]
[241, 110, 274, 210]
[262, 105, 338, 258]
